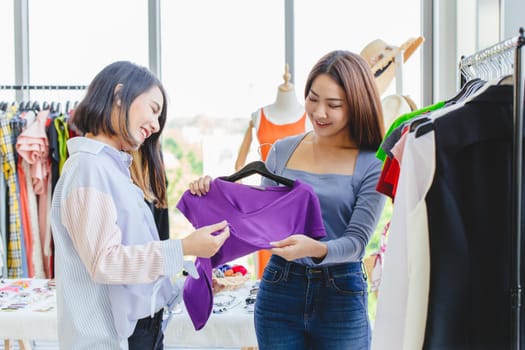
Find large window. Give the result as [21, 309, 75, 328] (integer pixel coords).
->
[295, 0, 422, 106]
[26, 0, 149, 103]
[2, 0, 422, 267]
[159, 0, 422, 230]
[158, 1, 421, 277]
[160, 1, 286, 240]
[161, 0, 285, 121]
[0, 1, 15, 101]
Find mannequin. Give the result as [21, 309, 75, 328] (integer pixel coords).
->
[234, 64, 307, 171]
[234, 64, 307, 279]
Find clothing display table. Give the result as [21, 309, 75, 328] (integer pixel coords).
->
[0, 279, 55, 350]
[0, 278, 258, 349]
[167, 281, 258, 348]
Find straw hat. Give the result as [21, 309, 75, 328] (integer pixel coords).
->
[381, 94, 413, 128]
[401, 94, 418, 111]
[360, 36, 425, 95]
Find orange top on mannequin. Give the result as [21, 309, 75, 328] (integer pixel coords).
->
[234, 64, 308, 170]
[234, 64, 308, 278]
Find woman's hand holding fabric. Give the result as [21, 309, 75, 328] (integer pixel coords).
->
[182, 220, 230, 258]
[270, 234, 327, 261]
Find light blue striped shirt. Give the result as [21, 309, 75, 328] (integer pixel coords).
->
[51, 137, 195, 350]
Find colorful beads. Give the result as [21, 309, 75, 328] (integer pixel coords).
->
[214, 263, 248, 277]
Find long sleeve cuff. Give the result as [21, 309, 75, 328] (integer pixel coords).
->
[161, 239, 198, 278]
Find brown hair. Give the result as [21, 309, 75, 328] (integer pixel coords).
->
[304, 50, 385, 150]
[129, 148, 167, 208]
[73, 61, 167, 207]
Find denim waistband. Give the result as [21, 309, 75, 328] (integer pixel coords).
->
[268, 254, 364, 280]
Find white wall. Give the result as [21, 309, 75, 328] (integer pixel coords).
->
[501, 0, 525, 39]
[433, 0, 459, 102]
[431, 0, 504, 102]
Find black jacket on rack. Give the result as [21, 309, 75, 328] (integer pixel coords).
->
[423, 84, 525, 349]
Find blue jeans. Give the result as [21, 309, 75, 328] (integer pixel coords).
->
[128, 309, 164, 350]
[254, 255, 370, 350]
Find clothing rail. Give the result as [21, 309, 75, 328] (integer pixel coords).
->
[459, 36, 516, 85]
[459, 36, 517, 70]
[0, 85, 87, 90]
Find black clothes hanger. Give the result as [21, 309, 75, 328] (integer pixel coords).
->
[446, 78, 485, 105]
[221, 160, 295, 187]
[409, 115, 431, 132]
[415, 77, 484, 138]
[415, 120, 435, 138]
[31, 101, 40, 111]
[54, 102, 62, 114]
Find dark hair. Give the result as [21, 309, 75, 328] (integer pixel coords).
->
[304, 50, 385, 150]
[73, 61, 167, 205]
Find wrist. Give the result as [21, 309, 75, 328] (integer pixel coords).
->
[313, 241, 328, 260]
[181, 237, 194, 257]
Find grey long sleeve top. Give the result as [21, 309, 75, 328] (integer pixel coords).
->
[262, 133, 386, 266]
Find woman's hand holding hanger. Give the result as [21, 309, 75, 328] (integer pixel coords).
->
[189, 175, 213, 196]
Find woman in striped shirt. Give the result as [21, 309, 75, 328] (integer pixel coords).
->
[51, 61, 230, 350]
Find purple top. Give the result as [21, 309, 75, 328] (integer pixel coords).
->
[176, 178, 326, 330]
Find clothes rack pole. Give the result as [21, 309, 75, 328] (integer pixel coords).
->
[511, 27, 524, 350]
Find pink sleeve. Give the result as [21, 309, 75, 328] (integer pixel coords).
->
[61, 187, 166, 284]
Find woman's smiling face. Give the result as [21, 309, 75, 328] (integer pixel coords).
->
[122, 85, 163, 150]
[305, 73, 349, 139]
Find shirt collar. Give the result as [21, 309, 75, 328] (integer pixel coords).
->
[67, 136, 133, 167]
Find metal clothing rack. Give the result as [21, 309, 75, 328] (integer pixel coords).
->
[0, 85, 88, 113]
[459, 28, 525, 350]
[459, 36, 517, 82]
[0, 84, 87, 90]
